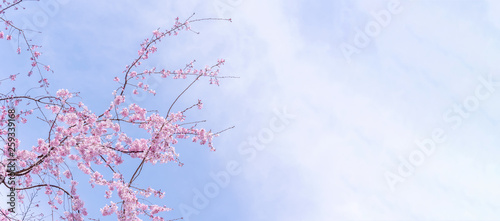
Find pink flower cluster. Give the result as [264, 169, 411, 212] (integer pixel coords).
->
[0, 14, 231, 220]
[0, 2, 49, 88]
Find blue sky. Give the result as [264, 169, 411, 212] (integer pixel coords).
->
[2, 0, 500, 220]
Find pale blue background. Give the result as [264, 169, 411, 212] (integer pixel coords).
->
[1, 0, 500, 220]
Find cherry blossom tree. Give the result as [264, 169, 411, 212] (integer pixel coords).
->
[0, 1, 233, 220]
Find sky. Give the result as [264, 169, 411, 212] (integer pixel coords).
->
[2, 0, 500, 220]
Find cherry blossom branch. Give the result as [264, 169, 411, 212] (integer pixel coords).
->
[14, 136, 69, 176]
[119, 14, 196, 97]
[0, 13, 233, 220]
[0, 95, 58, 105]
[166, 73, 204, 118]
[0, 16, 48, 88]
[1, 177, 73, 204]
[125, 18, 229, 189]
[0, 0, 24, 14]
[214, 126, 235, 135]
[14, 184, 72, 199]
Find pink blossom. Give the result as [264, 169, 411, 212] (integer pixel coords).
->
[153, 30, 161, 38]
[113, 173, 121, 180]
[56, 89, 71, 99]
[197, 99, 203, 109]
[50, 105, 60, 113]
[113, 95, 125, 106]
[63, 170, 71, 179]
[45, 185, 52, 195]
[120, 108, 129, 117]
